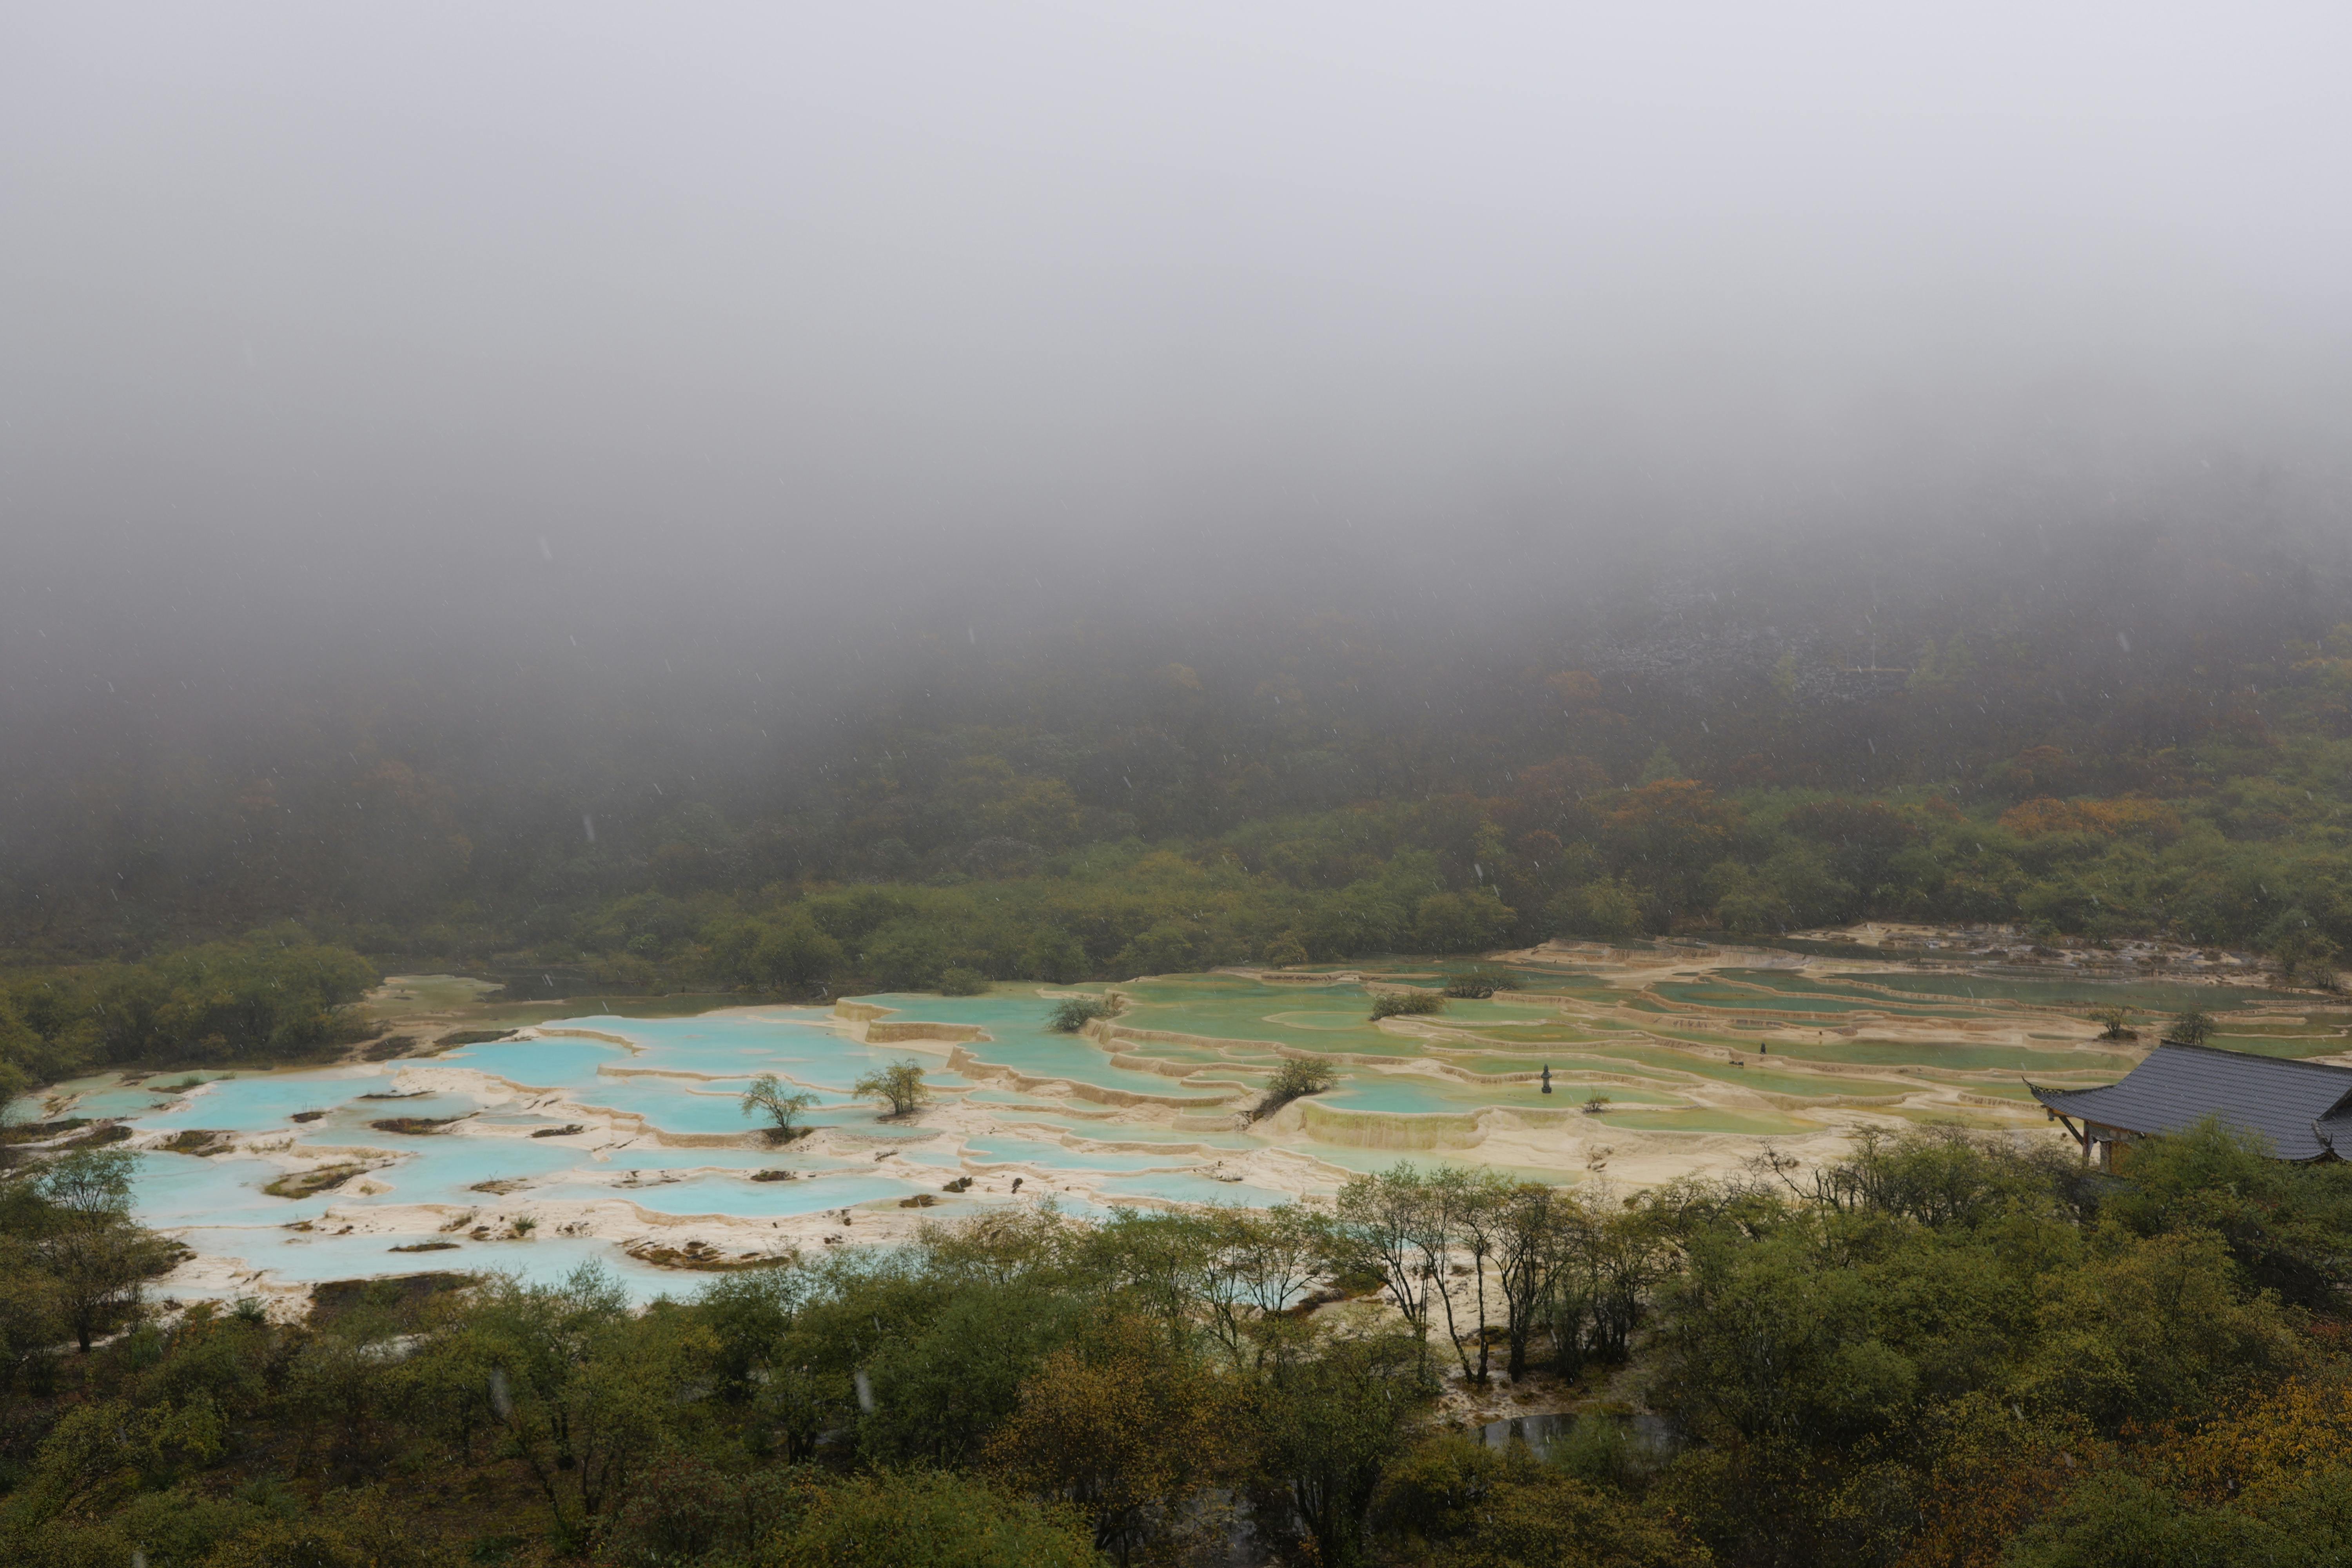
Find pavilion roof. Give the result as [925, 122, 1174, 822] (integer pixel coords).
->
[2028, 1042, 2352, 1163]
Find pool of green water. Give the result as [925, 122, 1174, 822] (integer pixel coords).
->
[2200, 1033, 2352, 1061]
[1642, 985, 1992, 1018]
[1561, 1045, 1884, 1099]
[80, 962, 2272, 1305]
[1833, 973, 2304, 1010]
[1599, 1108, 1817, 1135]
[1759, 1038, 2136, 1074]
[1429, 1023, 1607, 1045]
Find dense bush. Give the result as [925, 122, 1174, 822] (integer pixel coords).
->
[1370, 989, 1445, 1020]
[1252, 1055, 1339, 1121]
[0, 1124, 2346, 1564]
[1047, 995, 1122, 1033]
[0, 931, 376, 1095]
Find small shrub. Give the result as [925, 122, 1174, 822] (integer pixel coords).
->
[263, 1163, 365, 1199]
[160, 1129, 234, 1156]
[1251, 1055, 1339, 1122]
[1047, 995, 1123, 1033]
[1370, 989, 1445, 1020]
[367, 1116, 463, 1135]
[1550, 1412, 1650, 1489]
[435, 1029, 518, 1048]
[937, 967, 988, 996]
[1443, 965, 1524, 999]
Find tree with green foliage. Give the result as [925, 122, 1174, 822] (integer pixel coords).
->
[853, 1059, 930, 1118]
[1262, 931, 1311, 968]
[986, 1316, 1236, 1565]
[764, 1469, 1102, 1568]
[1255, 1333, 1425, 1567]
[1412, 888, 1518, 953]
[1548, 878, 1646, 940]
[26, 1149, 172, 1352]
[860, 1281, 1093, 1468]
[2266, 908, 2344, 990]
[739, 1073, 819, 1143]
[0, 935, 377, 1086]
[471, 1263, 687, 1548]
[1250, 1055, 1338, 1122]
[1333, 1164, 1439, 1368]
[1376, 1432, 1707, 1568]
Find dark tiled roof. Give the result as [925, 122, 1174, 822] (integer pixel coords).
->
[2029, 1043, 2352, 1162]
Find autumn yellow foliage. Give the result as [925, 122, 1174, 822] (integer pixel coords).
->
[1996, 795, 2184, 842]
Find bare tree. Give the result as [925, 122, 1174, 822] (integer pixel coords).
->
[738, 1073, 817, 1143]
[1333, 1165, 1436, 1373]
[1493, 1183, 1567, 1381]
[1426, 1166, 1510, 1384]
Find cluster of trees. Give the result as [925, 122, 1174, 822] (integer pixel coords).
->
[4, 1120, 2352, 1565]
[620, 748, 2352, 991]
[0, 929, 377, 1099]
[145, 761, 2341, 1004]
[0, 1148, 179, 1364]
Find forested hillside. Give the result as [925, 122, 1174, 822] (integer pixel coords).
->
[6, 526, 2349, 1005]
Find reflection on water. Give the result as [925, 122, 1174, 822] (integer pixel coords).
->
[1476, 1409, 1676, 1457]
[1477, 1412, 1577, 1453]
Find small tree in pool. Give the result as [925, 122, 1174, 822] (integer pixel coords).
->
[854, 1059, 930, 1118]
[1250, 1055, 1338, 1123]
[1442, 966, 1523, 999]
[740, 1073, 818, 1143]
[1048, 995, 1123, 1033]
[1370, 990, 1445, 1020]
[2090, 1005, 2137, 1042]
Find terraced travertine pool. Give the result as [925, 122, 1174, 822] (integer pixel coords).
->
[20, 943, 2339, 1304]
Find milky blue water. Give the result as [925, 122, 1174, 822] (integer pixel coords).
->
[171, 1227, 690, 1297]
[23, 971, 2057, 1302]
[21, 993, 1376, 1302]
[963, 1134, 1193, 1172]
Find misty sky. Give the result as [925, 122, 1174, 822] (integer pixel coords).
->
[6, 3, 2351, 694]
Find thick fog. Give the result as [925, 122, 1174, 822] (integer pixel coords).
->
[5, 1, 2351, 711]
